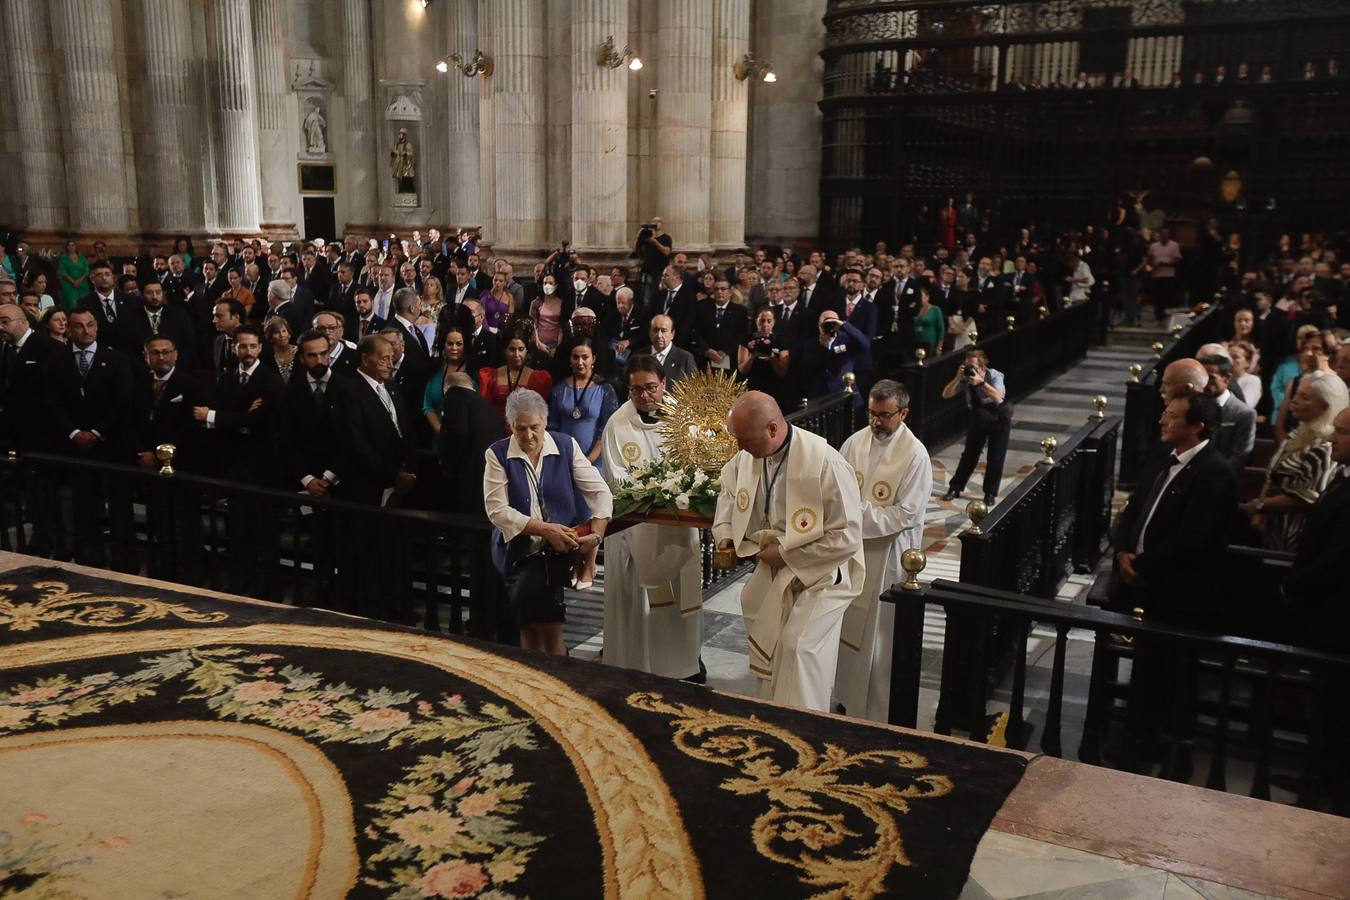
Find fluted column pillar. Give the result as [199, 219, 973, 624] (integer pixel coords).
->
[205, 0, 262, 232]
[445, 0, 481, 227]
[490, 0, 548, 253]
[3, 0, 67, 229]
[570, 1, 628, 252]
[477, 0, 497, 240]
[133, 0, 199, 233]
[710, 0, 750, 250]
[656, 0, 714, 251]
[342, 0, 377, 228]
[253, 0, 294, 231]
[50, 0, 127, 231]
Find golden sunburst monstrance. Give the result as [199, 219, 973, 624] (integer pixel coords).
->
[655, 369, 746, 474]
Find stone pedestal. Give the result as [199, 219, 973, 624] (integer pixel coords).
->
[3, 0, 68, 230]
[655, 0, 713, 252]
[51, 0, 128, 232]
[343, 0, 378, 229]
[570, 1, 629, 253]
[710, 0, 750, 250]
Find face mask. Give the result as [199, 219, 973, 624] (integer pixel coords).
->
[573, 279, 587, 293]
[542, 283, 556, 296]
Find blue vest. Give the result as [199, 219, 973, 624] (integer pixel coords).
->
[489, 431, 592, 575]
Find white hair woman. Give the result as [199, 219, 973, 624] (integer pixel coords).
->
[483, 388, 612, 654]
[1248, 369, 1350, 552]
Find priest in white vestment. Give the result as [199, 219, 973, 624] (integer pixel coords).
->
[714, 392, 865, 711]
[600, 355, 704, 680]
[833, 379, 932, 722]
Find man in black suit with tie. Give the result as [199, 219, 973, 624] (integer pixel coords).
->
[50, 308, 137, 569]
[199, 258, 228, 307]
[841, 270, 877, 393]
[327, 262, 359, 318]
[345, 285, 385, 343]
[463, 299, 501, 372]
[78, 260, 134, 351]
[193, 324, 284, 594]
[120, 281, 197, 371]
[280, 329, 346, 601]
[604, 285, 648, 366]
[330, 334, 418, 616]
[162, 254, 200, 307]
[210, 299, 245, 383]
[437, 370, 503, 516]
[0, 303, 66, 556]
[299, 248, 331, 302]
[692, 278, 749, 373]
[446, 263, 480, 317]
[134, 334, 209, 579]
[653, 265, 697, 347]
[1111, 390, 1237, 777]
[972, 257, 1009, 335]
[386, 287, 434, 393]
[312, 311, 358, 374]
[261, 279, 305, 342]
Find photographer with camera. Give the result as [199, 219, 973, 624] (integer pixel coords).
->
[800, 309, 870, 406]
[738, 306, 794, 410]
[940, 347, 1012, 506]
[632, 216, 673, 309]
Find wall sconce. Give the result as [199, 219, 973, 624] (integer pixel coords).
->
[733, 52, 776, 83]
[437, 50, 492, 77]
[595, 35, 642, 71]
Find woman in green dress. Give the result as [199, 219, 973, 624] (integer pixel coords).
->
[56, 240, 90, 310]
[912, 282, 946, 356]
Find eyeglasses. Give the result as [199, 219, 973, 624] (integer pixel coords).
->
[868, 409, 902, 422]
[630, 383, 662, 397]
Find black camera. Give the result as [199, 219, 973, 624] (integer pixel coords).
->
[752, 334, 775, 360]
[821, 320, 841, 336]
[963, 363, 978, 378]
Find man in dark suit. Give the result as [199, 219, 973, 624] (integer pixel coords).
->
[327, 262, 359, 318]
[446, 263, 480, 318]
[210, 299, 246, 382]
[119, 281, 197, 371]
[345, 285, 385, 343]
[691, 277, 749, 373]
[464, 252, 492, 294]
[437, 370, 503, 515]
[200, 258, 228, 307]
[605, 285, 649, 366]
[972, 258, 1009, 335]
[653, 266, 697, 347]
[261, 279, 305, 342]
[134, 334, 209, 579]
[1111, 390, 1237, 776]
[162, 253, 201, 307]
[299, 248, 331, 301]
[0, 303, 66, 555]
[646, 314, 697, 383]
[841, 270, 877, 392]
[312, 311, 359, 374]
[280, 329, 346, 600]
[1199, 354, 1257, 468]
[78, 259, 134, 351]
[50, 308, 137, 569]
[462, 299, 501, 372]
[385, 287, 434, 391]
[800, 309, 870, 401]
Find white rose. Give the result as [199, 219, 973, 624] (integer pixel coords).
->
[674, 493, 690, 510]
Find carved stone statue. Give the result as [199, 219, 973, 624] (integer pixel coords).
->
[303, 104, 327, 155]
[390, 128, 416, 193]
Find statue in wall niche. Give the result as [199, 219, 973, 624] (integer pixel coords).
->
[303, 103, 328, 155]
[390, 128, 416, 194]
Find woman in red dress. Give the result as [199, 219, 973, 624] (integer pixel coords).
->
[938, 196, 958, 253]
[479, 335, 553, 432]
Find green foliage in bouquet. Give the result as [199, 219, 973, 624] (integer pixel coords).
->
[612, 454, 720, 519]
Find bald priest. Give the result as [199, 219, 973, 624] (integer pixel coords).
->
[714, 391, 866, 711]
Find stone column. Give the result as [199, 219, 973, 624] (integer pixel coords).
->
[655, 0, 714, 251]
[710, 0, 750, 250]
[569, 1, 628, 252]
[50, 0, 128, 231]
[205, 0, 262, 232]
[253, 0, 294, 232]
[132, 0, 200, 234]
[3, 0, 68, 230]
[342, 0, 378, 228]
[746, 0, 825, 244]
[490, 0, 548, 253]
[445, 0, 481, 226]
[477, 0, 497, 240]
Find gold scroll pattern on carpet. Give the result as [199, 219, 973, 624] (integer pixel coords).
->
[0, 625, 704, 900]
[0, 580, 228, 632]
[629, 692, 955, 900]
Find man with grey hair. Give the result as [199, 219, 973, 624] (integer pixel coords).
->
[606, 285, 645, 365]
[263, 278, 302, 340]
[834, 379, 932, 721]
[387, 286, 432, 391]
[1199, 354, 1256, 468]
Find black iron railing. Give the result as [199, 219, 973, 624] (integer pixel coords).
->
[886, 571, 1349, 808]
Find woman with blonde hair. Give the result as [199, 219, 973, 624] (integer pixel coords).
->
[418, 275, 446, 330]
[1247, 369, 1348, 552]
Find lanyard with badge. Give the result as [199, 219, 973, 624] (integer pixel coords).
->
[761, 426, 794, 519]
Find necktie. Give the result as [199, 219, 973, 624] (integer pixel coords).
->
[240, 369, 250, 387]
[149, 310, 161, 334]
[378, 290, 389, 319]
[414, 326, 429, 355]
[104, 299, 117, 322]
[715, 307, 724, 324]
[377, 385, 401, 436]
[221, 337, 233, 369]
[313, 379, 326, 404]
[1127, 453, 1180, 551]
[665, 290, 675, 313]
[846, 300, 855, 318]
[77, 349, 91, 378]
[153, 378, 167, 401]
[782, 306, 791, 324]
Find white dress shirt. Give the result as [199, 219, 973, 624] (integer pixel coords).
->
[1135, 439, 1209, 553]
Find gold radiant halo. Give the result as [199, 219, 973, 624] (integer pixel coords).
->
[656, 369, 746, 474]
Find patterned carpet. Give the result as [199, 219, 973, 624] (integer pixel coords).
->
[0, 566, 1027, 899]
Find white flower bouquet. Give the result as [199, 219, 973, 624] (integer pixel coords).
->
[612, 454, 720, 520]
